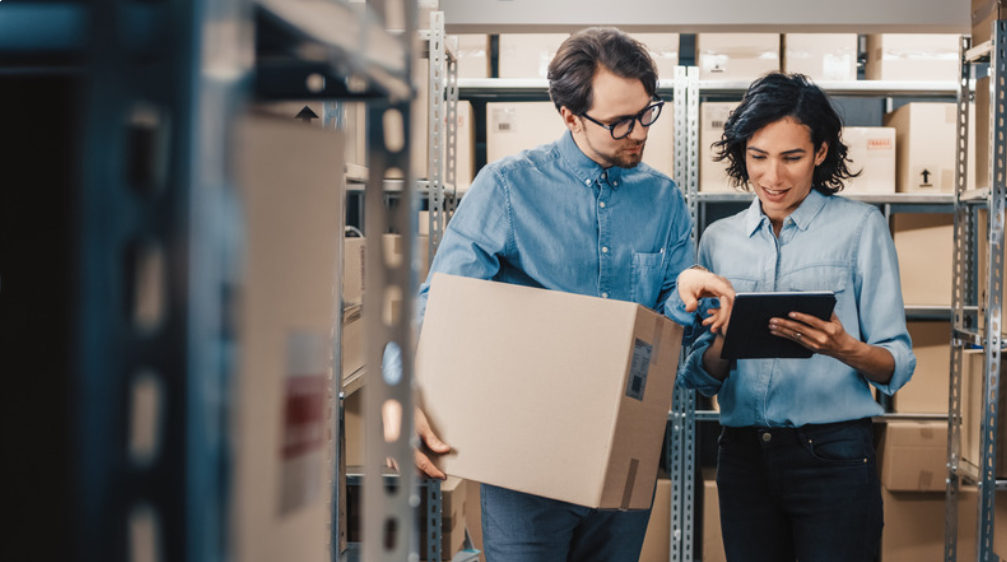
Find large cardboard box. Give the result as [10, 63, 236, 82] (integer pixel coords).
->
[892, 213, 953, 307]
[961, 349, 1007, 477]
[232, 114, 342, 562]
[972, 0, 1006, 45]
[864, 34, 960, 82]
[498, 33, 569, 79]
[697, 34, 781, 81]
[464, 480, 486, 562]
[841, 127, 896, 194]
[894, 322, 950, 414]
[699, 101, 740, 193]
[883, 103, 957, 194]
[702, 469, 727, 562]
[877, 421, 948, 492]
[782, 34, 858, 82]
[416, 274, 683, 509]
[638, 472, 671, 562]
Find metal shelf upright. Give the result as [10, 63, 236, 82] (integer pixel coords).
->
[945, 26, 1006, 562]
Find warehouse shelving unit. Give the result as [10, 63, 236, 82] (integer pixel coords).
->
[945, 28, 1006, 562]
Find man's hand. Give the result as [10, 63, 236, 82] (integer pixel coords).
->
[413, 407, 450, 479]
[677, 267, 735, 334]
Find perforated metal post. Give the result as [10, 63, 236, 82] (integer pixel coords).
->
[427, 11, 448, 261]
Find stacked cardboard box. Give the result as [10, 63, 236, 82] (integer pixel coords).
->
[782, 34, 858, 82]
[702, 469, 727, 562]
[961, 350, 1007, 478]
[877, 421, 948, 492]
[840, 127, 896, 194]
[498, 33, 569, 79]
[972, 0, 1006, 44]
[639, 472, 671, 562]
[418, 476, 469, 561]
[892, 213, 954, 307]
[698, 101, 740, 193]
[696, 34, 781, 81]
[864, 34, 960, 81]
[895, 322, 951, 414]
[883, 103, 958, 194]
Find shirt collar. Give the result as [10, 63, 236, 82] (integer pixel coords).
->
[557, 130, 625, 188]
[743, 188, 830, 237]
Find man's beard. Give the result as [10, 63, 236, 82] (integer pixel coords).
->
[588, 137, 646, 169]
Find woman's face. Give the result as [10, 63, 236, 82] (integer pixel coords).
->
[745, 116, 828, 227]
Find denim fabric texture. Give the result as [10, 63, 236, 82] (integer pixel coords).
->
[679, 190, 916, 427]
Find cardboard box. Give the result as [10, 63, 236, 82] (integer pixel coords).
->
[631, 33, 680, 79]
[344, 236, 365, 306]
[455, 34, 490, 79]
[639, 472, 671, 562]
[453, 100, 476, 192]
[419, 476, 469, 560]
[972, 0, 1006, 45]
[883, 103, 957, 194]
[702, 469, 726, 562]
[892, 213, 953, 307]
[864, 34, 960, 82]
[464, 480, 486, 562]
[699, 101, 740, 193]
[841, 127, 896, 194]
[486, 101, 568, 163]
[416, 274, 683, 509]
[877, 421, 948, 492]
[880, 487, 978, 561]
[341, 304, 365, 381]
[343, 388, 364, 467]
[383, 233, 430, 285]
[697, 34, 781, 81]
[232, 113, 342, 562]
[961, 349, 1007, 477]
[782, 34, 858, 82]
[498, 33, 569, 79]
[894, 322, 950, 414]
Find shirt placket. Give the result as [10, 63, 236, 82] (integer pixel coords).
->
[596, 173, 611, 299]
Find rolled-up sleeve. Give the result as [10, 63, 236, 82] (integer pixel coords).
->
[856, 210, 916, 395]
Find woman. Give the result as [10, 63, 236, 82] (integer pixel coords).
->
[679, 73, 916, 562]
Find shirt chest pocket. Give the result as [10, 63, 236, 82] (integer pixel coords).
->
[780, 264, 849, 296]
[631, 251, 664, 307]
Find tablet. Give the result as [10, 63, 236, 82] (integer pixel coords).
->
[720, 291, 837, 360]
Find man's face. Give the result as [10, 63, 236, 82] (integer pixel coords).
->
[564, 67, 654, 169]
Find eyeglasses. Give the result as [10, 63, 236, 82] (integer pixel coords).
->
[580, 100, 665, 140]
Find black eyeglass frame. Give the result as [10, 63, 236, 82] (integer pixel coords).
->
[579, 99, 666, 140]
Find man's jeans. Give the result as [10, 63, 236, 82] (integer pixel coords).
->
[480, 483, 652, 562]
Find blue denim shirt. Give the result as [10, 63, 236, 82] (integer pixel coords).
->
[417, 130, 696, 325]
[678, 190, 916, 427]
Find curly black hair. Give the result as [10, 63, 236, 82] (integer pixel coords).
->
[713, 72, 860, 194]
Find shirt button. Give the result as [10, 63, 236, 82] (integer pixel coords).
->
[761, 432, 772, 442]
[602, 246, 609, 253]
[599, 202, 606, 208]
[601, 172, 608, 179]
[612, 180, 618, 186]
[602, 293, 609, 298]
[585, 179, 591, 186]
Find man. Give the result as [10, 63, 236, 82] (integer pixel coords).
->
[410, 27, 734, 562]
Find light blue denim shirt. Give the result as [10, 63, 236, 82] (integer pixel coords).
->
[416, 130, 696, 325]
[678, 189, 916, 427]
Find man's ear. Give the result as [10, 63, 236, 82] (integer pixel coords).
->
[560, 107, 580, 133]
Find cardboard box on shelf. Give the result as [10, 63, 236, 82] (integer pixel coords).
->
[961, 349, 1007, 478]
[419, 476, 469, 561]
[453, 100, 477, 193]
[702, 469, 726, 562]
[631, 33, 681, 79]
[486, 101, 567, 164]
[344, 236, 365, 307]
[894, 322, 950, 414]
[498, 33, 569, 79]
[876, 421, 948, 492]
[864, 34, 960, 82]
[416, 274, 683, 509]
[696, 34, 781, 81]
[841, 127, 896, 194]
[232, 113, 342, 562]
[883, 103, 957, 194]
[343, 389, 364, 467]
[892, 213, 953, 307]
[639, 472, 671, 562]
[699, 101, 741, 193]
[464, 480, 487, 562]
[341, 304, 364, 382]
[880, 487, 980, 561]
[972, 0, 1007, 45]
[382, 233, 430, 285]
[782, 34, 857, 82]
[455, 34, 490, 79]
